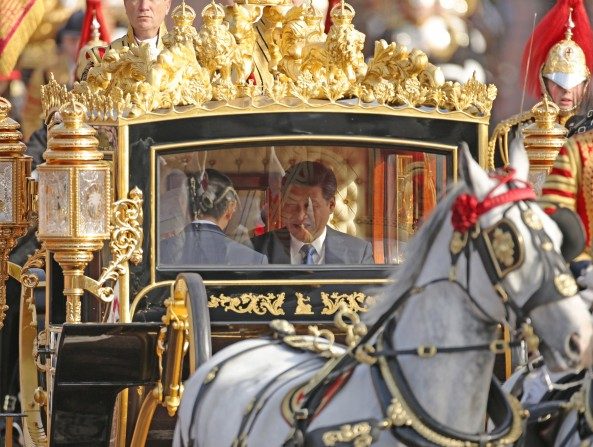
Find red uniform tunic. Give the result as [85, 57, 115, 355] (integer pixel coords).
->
[540, 131, 593, 261]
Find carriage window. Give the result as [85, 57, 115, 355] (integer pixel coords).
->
[157, 145, 452, 267]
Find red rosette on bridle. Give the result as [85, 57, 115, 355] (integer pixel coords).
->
[451, 193, 479, 233]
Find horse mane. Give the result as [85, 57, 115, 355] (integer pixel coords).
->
[363, 181, 467, 325]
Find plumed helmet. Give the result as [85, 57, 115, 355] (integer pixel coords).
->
[521, 0, 593, 101]
[542, 13, 589, 91]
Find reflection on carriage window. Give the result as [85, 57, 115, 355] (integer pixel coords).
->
[158, 145, 450, 266]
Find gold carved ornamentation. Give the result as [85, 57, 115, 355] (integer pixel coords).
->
[196, 1, 240, 100]
[295, 292, 314, 315]
[0, 97, 33, 330]
[41, 2, 495, 120]
[36, 101, 111, 323]
[491, 228, 515, 268]
[92, 187, 144, 302]
[226, 2, 260, 88]
[488, 110, 535, 169]
[321, 291, 370, 315]
[555, 273, 578, 297]
[130, 276, 191, 447]
[21, 247, 47, 290]
[19, 246, 49, 447]
[208, 292, 286, 315]
[322, 422, 374, 447]
[160, 278, 190, 417]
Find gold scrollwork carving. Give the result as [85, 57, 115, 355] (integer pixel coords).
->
[208, 292, 285, 315]
[21, 247, 47, 289]
[93, 187, 144, 302]
[321, 292, 371, 315]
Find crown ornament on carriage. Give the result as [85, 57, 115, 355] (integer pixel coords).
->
[172, 1, 197, 28]
[41, 0, 497, 120]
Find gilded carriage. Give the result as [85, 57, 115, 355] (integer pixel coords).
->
[0, 1, 500, 445]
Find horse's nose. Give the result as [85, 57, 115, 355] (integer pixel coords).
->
[567, 332, 592, 368]
[568, 333, 582, 358]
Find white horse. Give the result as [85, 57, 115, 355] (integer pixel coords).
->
[174, 141, 593, 447]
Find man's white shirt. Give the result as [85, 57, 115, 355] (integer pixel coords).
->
[289, 227, 327, 264]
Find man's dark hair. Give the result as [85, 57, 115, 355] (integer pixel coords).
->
[281, 161, 337, 201]
[188, 168, 238, 220]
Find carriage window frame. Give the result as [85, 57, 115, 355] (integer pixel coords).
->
[151, 137, 458, 274]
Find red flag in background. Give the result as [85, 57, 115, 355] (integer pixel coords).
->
[0, 0, 45, 76]
[78, 0, 111, 53]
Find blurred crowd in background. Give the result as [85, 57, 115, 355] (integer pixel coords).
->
[1, 0, 587, 136]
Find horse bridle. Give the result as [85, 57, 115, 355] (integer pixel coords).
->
[283, 169, 579, 447]
[450, 168, 577, 326]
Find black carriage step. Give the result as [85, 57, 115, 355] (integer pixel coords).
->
[50, 323, 162, 447]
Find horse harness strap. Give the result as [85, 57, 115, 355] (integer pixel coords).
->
[450, 177, 577, 322]
[374, 339, 522, 358]
[371, 334, 524, 447]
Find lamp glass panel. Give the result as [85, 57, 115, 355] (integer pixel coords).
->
[0, 161, 14, 223]
[38, 170, 71, 236]
[78, 169, 108, 236]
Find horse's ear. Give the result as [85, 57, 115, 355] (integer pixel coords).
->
[508, 135, 529, 182]
[459, 142, 493, 199]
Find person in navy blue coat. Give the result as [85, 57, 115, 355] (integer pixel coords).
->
[160, 169, 268, 266]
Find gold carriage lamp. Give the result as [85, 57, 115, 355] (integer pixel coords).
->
[36, 100, 111, 323]
[0, 97, 33, 330]
[522, 97, 568, 195]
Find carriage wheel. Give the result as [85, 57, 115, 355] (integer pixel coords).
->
[130, 272, 211, 446]
[178, 272, 212, 372]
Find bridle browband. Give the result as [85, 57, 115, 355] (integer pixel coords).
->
[282, 168, 578, 447]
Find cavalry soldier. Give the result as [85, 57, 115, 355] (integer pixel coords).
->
[76, 0, 171, 81]
[489, 0, 593, 166]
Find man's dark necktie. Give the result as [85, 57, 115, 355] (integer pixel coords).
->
[300, 244, 316, 265]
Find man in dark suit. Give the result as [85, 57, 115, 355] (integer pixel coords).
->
[252, 161, 374, 264]
[160, 169, 268, 266]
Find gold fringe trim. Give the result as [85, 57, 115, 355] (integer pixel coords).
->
[0, 0, 46, 76]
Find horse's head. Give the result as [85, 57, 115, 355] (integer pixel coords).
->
[459, 138, 593, 371]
